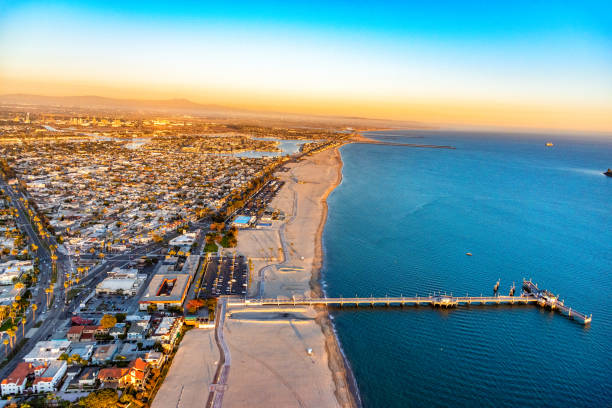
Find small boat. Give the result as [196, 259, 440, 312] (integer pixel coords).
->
[604, 168, 612, 177]
[465, 252, 472, 256]
[546, 142, 554, 147]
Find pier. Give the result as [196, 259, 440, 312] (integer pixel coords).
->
[228, 279, 591, 325]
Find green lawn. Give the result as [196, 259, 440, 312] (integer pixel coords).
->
[204, 242, 218, 252]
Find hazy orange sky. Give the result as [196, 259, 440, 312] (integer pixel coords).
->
[1, 1, 611, 133]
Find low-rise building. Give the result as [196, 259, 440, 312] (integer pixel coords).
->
[96, 267, 146, 296]
[127, 324, 145, 341]
[120, 358, 149, 389]
[1, 362, 45, 396]
[97, 367, 128, 387]
[67, 326, 104, 342]
[0, 260, 33, 285]
[151, 317, 183, 351]
[168, 231, 199, 247]
[32, 360, 67, 393]
[143, 351, 165, 369]
[138, 273, 192, 311]
[92, 343, 118, 364]
[69, 343, 95, 361]
[77, 367, 99, 388]
[23, 340, 71, 364]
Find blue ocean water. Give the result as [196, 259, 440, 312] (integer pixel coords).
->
[322, 130, 612, 408]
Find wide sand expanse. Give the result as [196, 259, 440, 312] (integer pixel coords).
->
[152, 146, 356, 408]
[225, 146, 357, 408]
[151, 329, 219, 408]
[223, 306, 340, 408]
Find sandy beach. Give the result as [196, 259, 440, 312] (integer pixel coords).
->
[225, 145, 358, 408]
[151, 329, 219, 408]
[152, 145, 357, 408]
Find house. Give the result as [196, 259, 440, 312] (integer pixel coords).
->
[109, 324, 125, 339]
[119, 358, 149, 389]
[97, 367, 129, 387]
[66, 325, 84, 342]
[32, 360, 67, 393]
[69, 343, 95, 362]
[92, 343, 118, 364]
[1, 362, 45, 396]
[77, 367, 99, 388]
[127, 324, 145, 341]
[126, 314, 151, 329]
[66, 326, 102, 342]
[143, 351, 165, 369]
[151, 317, 183, 351]
[118, 343, 140, 361]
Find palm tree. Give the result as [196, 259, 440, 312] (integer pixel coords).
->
[3, 338, 8, 356]
[31, 303, 37, 321]
[6, 328, 14, 348]
[45, 287, 53, 307]
[21, 318, 26, 337]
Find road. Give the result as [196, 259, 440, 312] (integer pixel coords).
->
[0, 177, 209, 379]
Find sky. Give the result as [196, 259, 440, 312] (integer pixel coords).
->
[1, 0, 611, 132]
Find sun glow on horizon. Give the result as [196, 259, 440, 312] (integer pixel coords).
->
[1, 1, 611, 132]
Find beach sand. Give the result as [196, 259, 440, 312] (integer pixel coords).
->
[225, 146, 358, 408]
[151, 329, 219, 408]
[152, 146, 357, 408]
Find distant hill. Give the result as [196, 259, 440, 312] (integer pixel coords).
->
[0, 93, 242, 112]
[0, 93, 430, 129]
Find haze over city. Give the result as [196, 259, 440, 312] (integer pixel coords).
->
[1, 0, 612, 132]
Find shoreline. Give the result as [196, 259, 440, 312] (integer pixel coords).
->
[308, 145, 362, 408]
[228, 143, 360, 407]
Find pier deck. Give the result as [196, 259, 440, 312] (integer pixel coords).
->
[228, 279, 591, 325]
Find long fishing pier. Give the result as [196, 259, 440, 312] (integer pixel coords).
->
[228, 279, 591, 325]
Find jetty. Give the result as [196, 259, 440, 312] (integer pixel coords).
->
[228, 279, 591, 325]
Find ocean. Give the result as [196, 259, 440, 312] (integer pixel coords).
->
[321, 130, 612, 408]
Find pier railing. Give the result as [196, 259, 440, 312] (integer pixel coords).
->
[227, 279, 591, 325]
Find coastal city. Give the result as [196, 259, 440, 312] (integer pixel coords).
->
[0, 106, 351, 407]
[2, 1, 611, 407]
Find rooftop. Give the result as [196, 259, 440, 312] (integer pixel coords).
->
[139, 273, 191, 304]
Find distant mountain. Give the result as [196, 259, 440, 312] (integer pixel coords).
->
[0, 93, 244, 112]
[0, 93, 429, 129]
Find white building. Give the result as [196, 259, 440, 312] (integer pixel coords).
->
[95, 267, 146, 296]
[1, 362, 44, 396]
[168, 230, 199, 247]
[23, 340, 71, 364]
[0, 260, 33, 285]
[32, 360, 67, 393]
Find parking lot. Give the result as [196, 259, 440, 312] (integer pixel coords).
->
[240, 180, 285, 218]
[199, 254, 248, 298]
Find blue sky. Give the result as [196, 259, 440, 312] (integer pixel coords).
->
[1, 0, 611, 131]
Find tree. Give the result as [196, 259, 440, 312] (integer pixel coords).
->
[77, 389, 119, 408]
[31, 303, 37, 321]
[100, 314, 117, 329]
